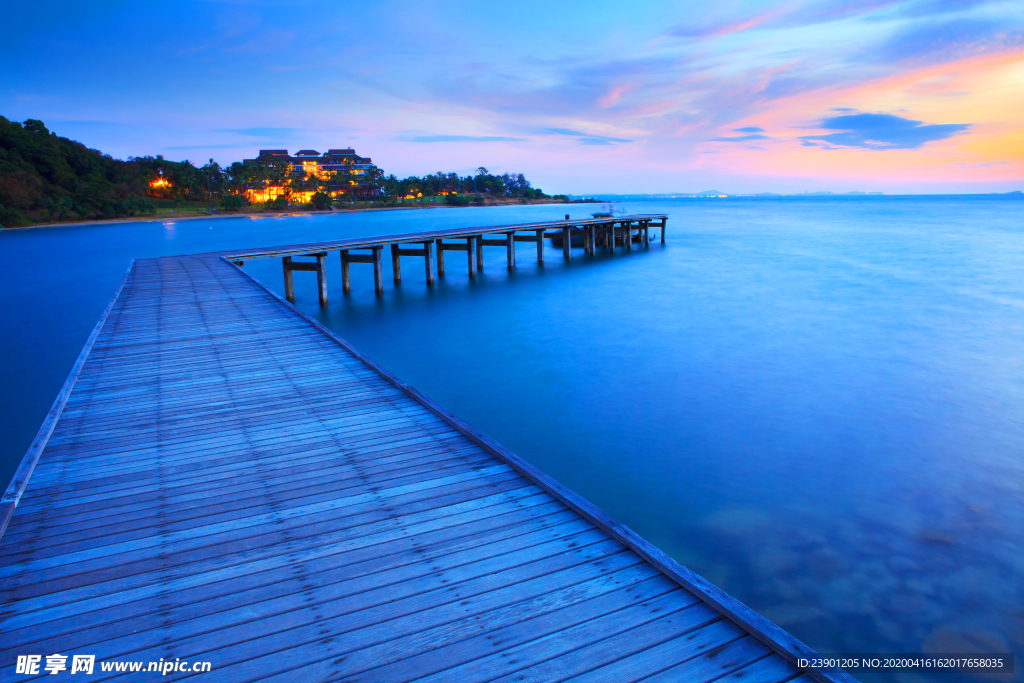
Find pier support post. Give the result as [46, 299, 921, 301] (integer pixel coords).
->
[535, 229, 544, 264]
[626, 222, 632, 251]
[506, 232, 515, 270]
[340, 250, 351, 292]
[610, 224, 616, 251]
[435, 239, 445, 277]
[643, 221, 650, 248]
[467, 237, 475, 277]
[424, 241, 434, 286]
[390, 244, 402, 283]
[315, 253, 328, 306]
[562, 226, 571, 261]
[372, 246, 384, 295]
[476, 235, 484, 273]
[283, 257, 295, 302]
[661, 218, 667, 243]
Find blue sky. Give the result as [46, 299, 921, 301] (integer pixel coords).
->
[2, 0, 1022, 193]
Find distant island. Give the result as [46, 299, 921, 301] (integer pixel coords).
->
[581, 190, 1022, 199]
[0, 117, 574, 229]
[579, 191, 886, 199]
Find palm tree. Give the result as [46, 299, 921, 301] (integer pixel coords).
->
[363, 165, 384, 202]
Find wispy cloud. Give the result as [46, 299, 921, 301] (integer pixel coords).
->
[712, 134, 771, 142]
[166, 144, 250, 150]
[801, 112, 970, 149]
[402, 135, 525, 143]
[542, 128, 632, 145]
[221, 127, 295, 138]
[955, 161, 1009, 168]
[873, 18, 1023, 63]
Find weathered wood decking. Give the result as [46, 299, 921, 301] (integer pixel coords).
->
[0, 248, 852, 682]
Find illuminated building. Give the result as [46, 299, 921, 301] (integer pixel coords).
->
[243, 148, 373, 203]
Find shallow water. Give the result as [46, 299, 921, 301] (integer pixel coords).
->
[2, 198, 1022, 681]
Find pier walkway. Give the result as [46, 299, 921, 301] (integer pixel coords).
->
[0, 226, 852, 682]
[222, 214, 669, 300]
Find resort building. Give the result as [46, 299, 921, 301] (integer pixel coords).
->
[244, 148, 374, 203]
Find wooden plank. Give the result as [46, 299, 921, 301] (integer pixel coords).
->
[342, 253, 376, 264]
[484, 606, 735, 683]
[12, 515, 600, 655]
[350, 578, 688, 683]
[286, 261, 320, 272]
[121, 545, 641, 682]
[717, 652, 801, 683]
[2, 492, 565, 632]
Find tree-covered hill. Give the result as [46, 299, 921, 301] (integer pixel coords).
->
[0, 117, 158, 226]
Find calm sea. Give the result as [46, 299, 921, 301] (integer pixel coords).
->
[2, 197, 1022, 682]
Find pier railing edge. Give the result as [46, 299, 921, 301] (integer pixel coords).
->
[227, 256, 857, 683]
[0, 259, 135, 541]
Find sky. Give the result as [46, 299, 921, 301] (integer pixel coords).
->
[1, 0, 1022, 194]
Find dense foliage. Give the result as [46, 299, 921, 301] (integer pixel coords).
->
[0, 117, 565, 227]
[0, 117, 157, 226]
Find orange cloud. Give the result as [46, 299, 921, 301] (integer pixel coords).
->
[710, 48, 1024, 183]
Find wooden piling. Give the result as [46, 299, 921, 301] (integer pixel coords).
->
[506, 232, 515, 270]
[562, 226, 571, 261]
[467, 237, 475, 277]
[475, 235, 483, 273]
[536, 229, 544, 263]
[315, 253, 328, 306]
[372, 246, 383, 294]
[282, 256, 295, 302]
[390, 244, 402, 283]
[435, 239, 445, 277]
[626, 222, 632, 251]
[340, 250, 351, 292]
[423, 240, 434, 285]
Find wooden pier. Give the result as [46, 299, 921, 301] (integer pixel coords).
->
[236, 214, 668, 302]
[0, 219, 854, 683]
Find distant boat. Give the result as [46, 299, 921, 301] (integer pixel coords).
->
[591, 202, 621, 218]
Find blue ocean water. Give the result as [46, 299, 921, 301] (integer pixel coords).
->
[1, 197, 1022, 681]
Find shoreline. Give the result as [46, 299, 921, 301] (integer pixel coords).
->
[3, 199, 597, 233]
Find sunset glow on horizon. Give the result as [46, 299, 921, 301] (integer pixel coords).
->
[2, 0, 1021, 194]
